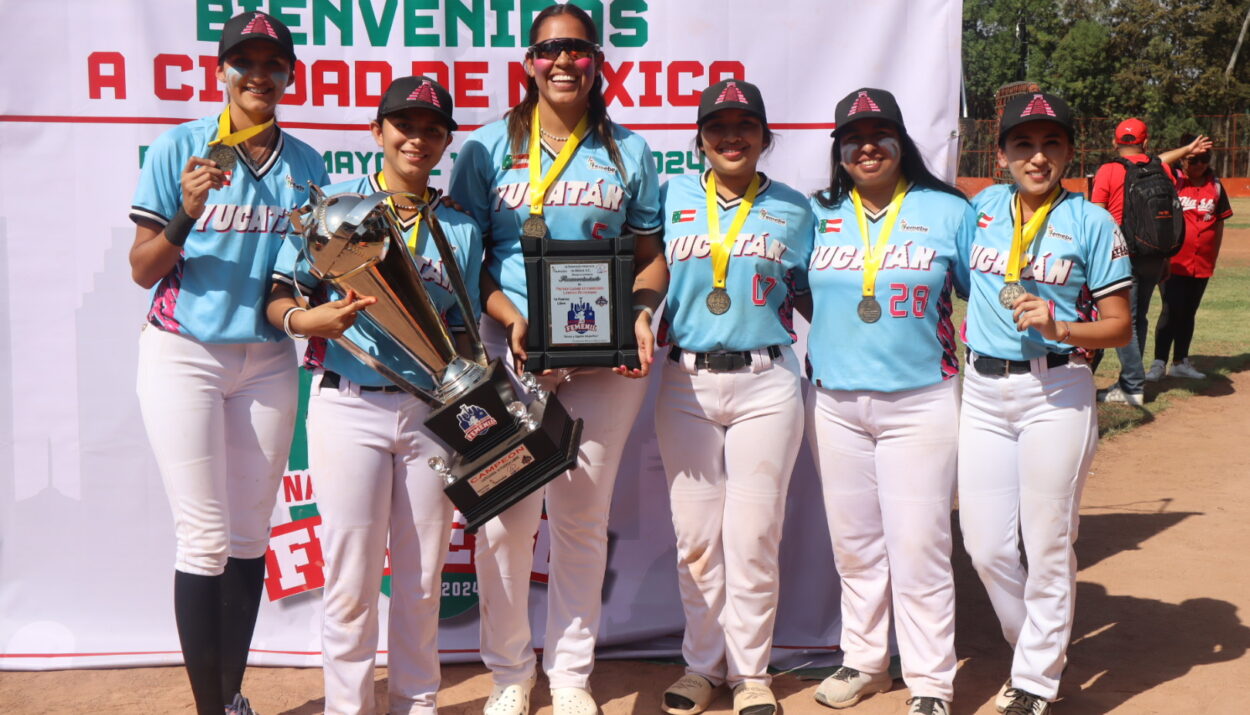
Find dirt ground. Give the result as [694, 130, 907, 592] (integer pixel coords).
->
[4, 233, 1249, 715]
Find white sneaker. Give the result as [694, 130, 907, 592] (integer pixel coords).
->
[1144, 359, 1166, 382]
[1099, 385, 1145, 406]
[1169, 359, 1206, 379]
[1002, 688, 1051, 715]
[551, 687, 599, 715]
[813, 666, 893, 708]
[994, 680, 1016, 712]
[484, 675, 536, 715]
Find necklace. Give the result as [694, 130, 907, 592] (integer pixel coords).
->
[539, 125, 570, 142]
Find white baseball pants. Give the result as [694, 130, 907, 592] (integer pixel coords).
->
[654, 346, 804, 687]
[473, 317, 649, 689]
[805, 379, 959, 701]
[958, 355, 1097, 700]
[136, 325, 297, 577]
[307, 372, 453, 715]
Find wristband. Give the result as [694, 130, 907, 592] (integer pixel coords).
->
[283, 306, 309, 339]
[164, 206, 196, 247]
[633, 304, 654, 320]
[1057, 320, 1071, 343]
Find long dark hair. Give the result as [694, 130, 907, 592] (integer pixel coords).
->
[505, 4, 624, 175]
[814, 124, 964, 208]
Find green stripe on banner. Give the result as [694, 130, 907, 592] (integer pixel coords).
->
[288, 367, 312, 472]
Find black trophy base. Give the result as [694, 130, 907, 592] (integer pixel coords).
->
[424, 359, 519, 461]
[524, 348, 640, 373]
[443, 394, 583, 533]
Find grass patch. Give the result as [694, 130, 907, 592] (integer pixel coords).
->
[1225, 197, 1250, 230]
[948, 250, 1250, 437]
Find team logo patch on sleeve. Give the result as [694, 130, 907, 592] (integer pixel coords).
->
[673, 209, 697, 223]
[977, 212, 994, 228]
[820, 218, 842, 233]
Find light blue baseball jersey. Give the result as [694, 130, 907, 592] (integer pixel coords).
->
[965, 184, 1132, 361]
[807, 185, 974, 392]
[130, 114, 329, 343]
[659, 171, 813, 352]
[272, 173, 483, 390]
[447, 118, 663, 318]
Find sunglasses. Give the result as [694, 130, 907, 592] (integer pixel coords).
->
[1186, 155, 1210, 164]
[528, 37, 600, 61]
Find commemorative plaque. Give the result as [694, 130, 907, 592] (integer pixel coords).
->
[521, 235, 640, 371]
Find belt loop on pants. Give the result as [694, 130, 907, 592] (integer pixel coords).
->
[320, 370, 405, 394]
[668, 345, 783, 373]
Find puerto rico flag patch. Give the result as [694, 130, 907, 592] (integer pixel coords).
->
[977, 212, 994, 228]
[820, 218, 842, 233]
[672, 209, 697, 223]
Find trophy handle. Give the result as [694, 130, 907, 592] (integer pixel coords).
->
[290, 247, 443, 408]
[420, 193, 490, 370]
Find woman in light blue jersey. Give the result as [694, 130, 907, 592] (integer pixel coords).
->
[126, 12, 328, 715]
[446, 5, 664, 715]
[265, 76, 480, 715]
[959, 92, 1131, 715]
[633, 79, 813, 715]
[804, 88, 972, 715]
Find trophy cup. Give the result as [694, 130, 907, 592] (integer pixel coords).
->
[290, 186, 583, 532]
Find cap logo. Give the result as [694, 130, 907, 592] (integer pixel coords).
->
[848, 91, 881, 116]
[715, 81, 748, 105]
[407, 80, 442, 108]
[1020, 94, 1056, 118]
[241, 13, 280, 39]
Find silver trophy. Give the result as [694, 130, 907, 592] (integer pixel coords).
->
[290, 186, 582, 532]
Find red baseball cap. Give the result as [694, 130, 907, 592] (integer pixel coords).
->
[1115, 118, 1148, 145]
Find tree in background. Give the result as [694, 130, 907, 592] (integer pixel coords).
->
[962, 0, 1250, 174]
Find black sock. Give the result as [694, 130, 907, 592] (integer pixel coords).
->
[219, 556, 267, 702]
[174, 570, 225, 715]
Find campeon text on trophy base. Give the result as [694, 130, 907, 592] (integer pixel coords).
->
[290, 184, 583, 533]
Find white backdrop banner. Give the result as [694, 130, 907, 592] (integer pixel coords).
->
[0, 0, 962, 670]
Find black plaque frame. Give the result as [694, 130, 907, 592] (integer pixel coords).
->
[521, 235, 640, 371]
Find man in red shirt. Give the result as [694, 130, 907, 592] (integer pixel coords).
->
[1089, 119, 1211, 405]
[1147, 140, 1233, 381]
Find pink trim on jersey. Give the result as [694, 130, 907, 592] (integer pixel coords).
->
[935, 273, 959, 379]
[146, 259, 185, 334]
[303, 337, 328, 370]
[777, 268, 799, 342]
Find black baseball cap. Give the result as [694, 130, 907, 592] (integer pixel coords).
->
[376, 76, 458, 130]
[218, 11, 297, 67]
[998, 92, 1075, 146]
[832, 87, 905, 138]
[697, 79, 767, 126]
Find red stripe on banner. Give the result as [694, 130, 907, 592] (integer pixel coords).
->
[0, 650, 182, 658]
[0, 115, 837, 132]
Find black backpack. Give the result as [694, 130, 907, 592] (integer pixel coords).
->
[1115, 156, 1185, 257]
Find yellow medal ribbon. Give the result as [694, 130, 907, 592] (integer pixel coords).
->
[850, 177, 909, 298]
[1005, 185, 1063, 283]
[706, 171, 762, 290]
[377, 171, 427, 253]
[208, 104, 274, 148]
[528, 106, 591, 217]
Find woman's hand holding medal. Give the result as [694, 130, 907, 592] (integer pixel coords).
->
[1009, 290, 1064, 341]
[180, 157, 227, 218]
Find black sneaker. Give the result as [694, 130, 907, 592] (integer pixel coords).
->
[225, 693, 258, 715]
[1003, 689, 1050, 715]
